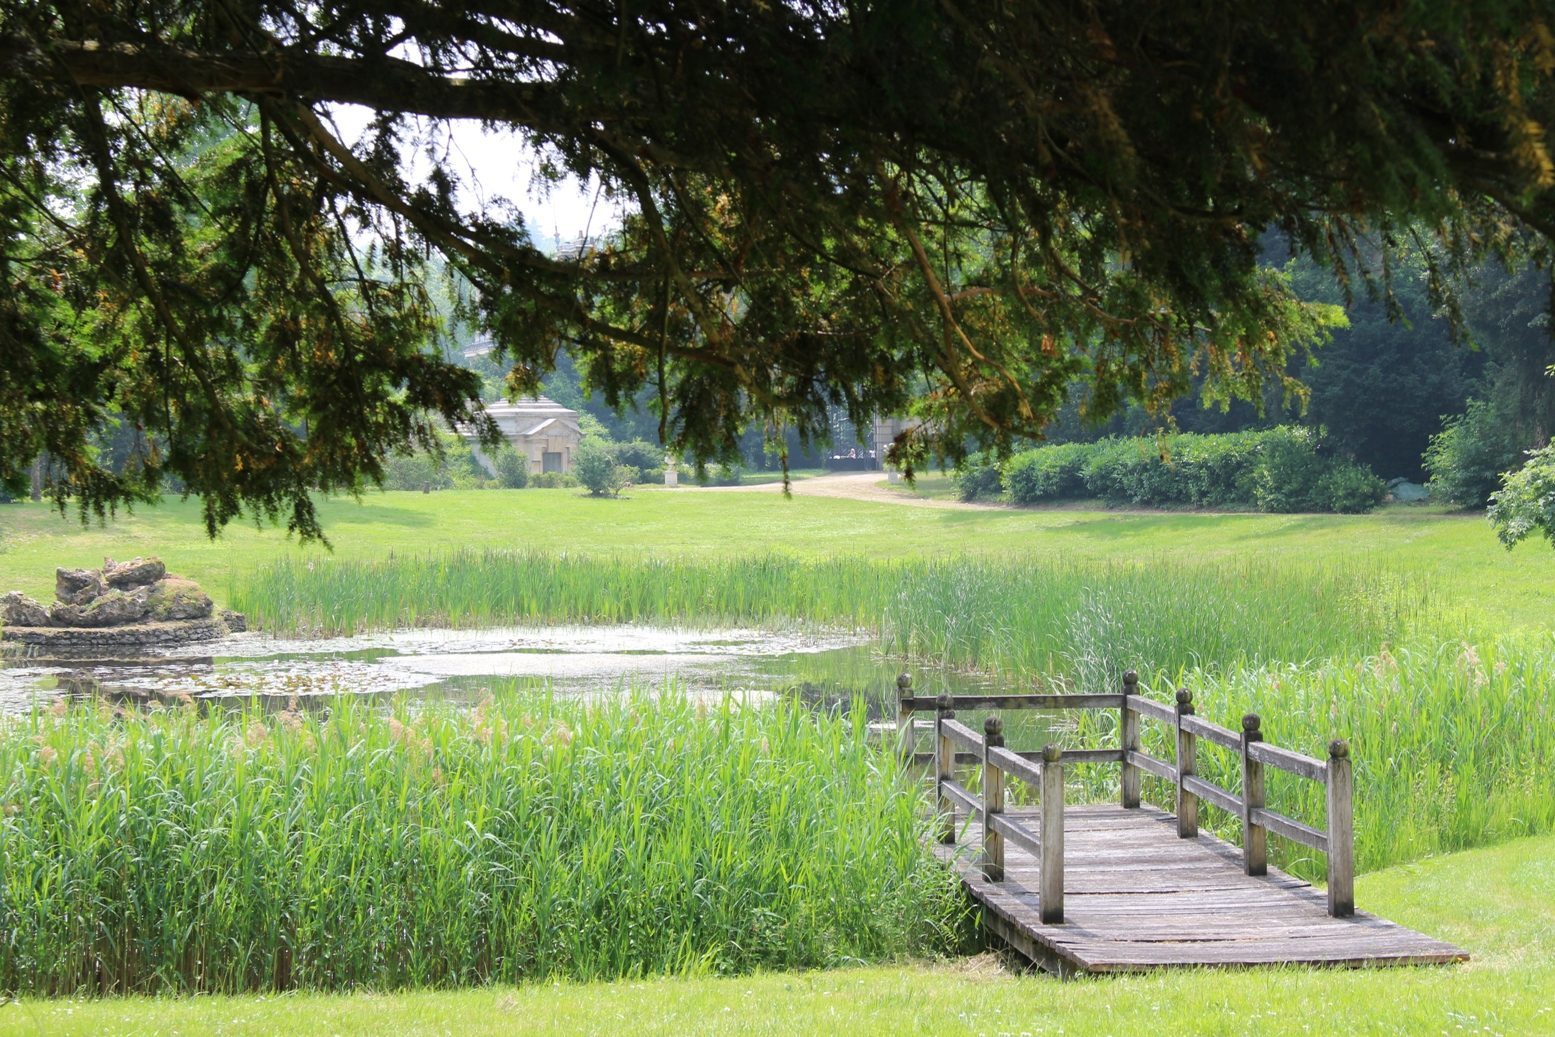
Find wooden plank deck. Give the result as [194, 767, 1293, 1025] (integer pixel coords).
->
[935, 803, 1468, 975]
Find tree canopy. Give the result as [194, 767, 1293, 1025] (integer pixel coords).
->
[5, 1, 1555, 538]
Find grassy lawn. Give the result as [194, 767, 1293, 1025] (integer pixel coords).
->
[2, 831, 1548, 1036]
[1, 491, 1549, 631]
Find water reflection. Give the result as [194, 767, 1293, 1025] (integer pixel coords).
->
[0, 625, 1002, 717]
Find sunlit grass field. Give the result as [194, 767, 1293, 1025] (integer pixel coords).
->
[0, 489, 1547, 631]
[2, 486, 1553, 1028]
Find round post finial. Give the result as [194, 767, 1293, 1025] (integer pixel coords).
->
[1123, 670, 1139, 688]
[1328, 738, 1350, 759]
[897, 673, 912, 691]
[1042, 743, 1062, 763]
[936, 692, 954, 718]
[1242, 713, 1262, 738]
[1175, 687, 1192, 707]
[984, 715, 1003, 738]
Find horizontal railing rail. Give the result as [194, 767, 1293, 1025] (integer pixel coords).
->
[901, 669, 1356, 919]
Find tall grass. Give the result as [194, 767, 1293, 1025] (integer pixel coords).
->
[1013, 634, 1555, 880]
[0, 692, 966, 996]
[233, 550, 1437, 680]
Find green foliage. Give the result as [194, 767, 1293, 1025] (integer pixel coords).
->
[380, 434, 485, 493]
[608, 439, 666, 481]
[1488, 441, 1555, 548]
[998, 429, 1383, 513]
[530, 472, 576, 489]
[573, 441, 628, 498]
[695, 462, 743, 487]
[952, 455, 1004, 502]
[1249, 427, 1337, 512]
[1003, 443, 1094, 502]
[1424, 399, 1526, 508]
[8, 2, 1553, 536]
[0, 694, 960, 995]
[1317, 461, 1389, 514]
[493, 448, 529, 489]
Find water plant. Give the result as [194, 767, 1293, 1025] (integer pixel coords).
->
[0, 691, 966, 996]
[232, 550, 1438, 684]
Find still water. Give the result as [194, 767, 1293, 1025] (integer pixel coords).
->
[0, 624, 1000, 716]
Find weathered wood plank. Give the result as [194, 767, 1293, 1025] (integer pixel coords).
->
[939, 717, 983, 752]
[1181, 773, 1242, 815]
[1248, 740, 1327, 783]
[1125, 694, 1177, 724]
[986, 743, 1044, 789]
[1179, 713, 1242, 751]
[941, 778, 981, 819]
[932, 802, 1467, 974]
[986, 810, 1042, 860]
[1250, 806, 1328, 852]
[1125, 749, 1177, 782]
[900, 693, 1120, 711]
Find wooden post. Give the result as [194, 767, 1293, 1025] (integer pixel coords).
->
[1175, 687, 1198, 838]
[895, 673, 914, 763]
[1039, 743, 1065, 923]
[981, 716, 1005, 882]
[1327, 739, 1355, 917]
[1240, 713, 1266, 876]
[1120, 669, 1141, 808]
[935, 693, 956, 844]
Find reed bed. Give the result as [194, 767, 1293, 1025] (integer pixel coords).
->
[232, 550, 1435, 680]
[1015, 634, 1555, 880]
[0, 692, 966, 997]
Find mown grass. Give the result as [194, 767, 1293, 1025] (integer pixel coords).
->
[1, 490, 1549, 632]
[0, 693, 964, 997]
[5, 830, 1552, 1036]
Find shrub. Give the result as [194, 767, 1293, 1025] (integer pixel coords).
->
[1250, 427, 1330, 513]
[1080, 438, 1164, 505]
[609, 439, 665, 481]
[382, 450, 453, 492]
[530, 471, 576, 489]
[1489, 441, 1555, 548]
[574, 441, 629, 497]
[695, 461, 743, 486]
[1317, 460, 1388, 513]
[494, 449, 530, 489]
[1003, 442, 1096, 503]
[1424, 399, 1525, 509]
[953, 454, 1004, 501]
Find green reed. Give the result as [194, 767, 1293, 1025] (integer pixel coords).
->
[970, 634, 1555, 881]
[0, 692, 968, 996]
[232, 550, 1436, 680]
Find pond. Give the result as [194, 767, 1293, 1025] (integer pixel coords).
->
[0, 624, 1003, 717]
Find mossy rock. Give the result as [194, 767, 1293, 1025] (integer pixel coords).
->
[49, 588, 151, 628]
[104, 556, 167, 589]
[146, 578, 213, 621]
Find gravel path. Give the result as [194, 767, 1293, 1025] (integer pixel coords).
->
[684, 471, 999, 510]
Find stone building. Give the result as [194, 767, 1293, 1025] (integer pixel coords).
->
[464, 397, 583, 475]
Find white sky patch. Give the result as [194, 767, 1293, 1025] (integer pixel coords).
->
[326, 103, 625, 254]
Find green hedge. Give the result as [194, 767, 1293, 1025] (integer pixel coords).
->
[993, 428, 1385, 513]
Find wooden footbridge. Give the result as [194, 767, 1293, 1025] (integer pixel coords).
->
[896, 673, 1467, 975]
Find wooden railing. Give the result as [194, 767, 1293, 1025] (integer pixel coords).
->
[896, 671, 1356, 920]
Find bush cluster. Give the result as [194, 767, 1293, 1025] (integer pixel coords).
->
[1423, 398, 1525, 509]
[970, 427, 1385, 513]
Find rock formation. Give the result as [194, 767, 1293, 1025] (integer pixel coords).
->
[1, 557, 245, 652]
